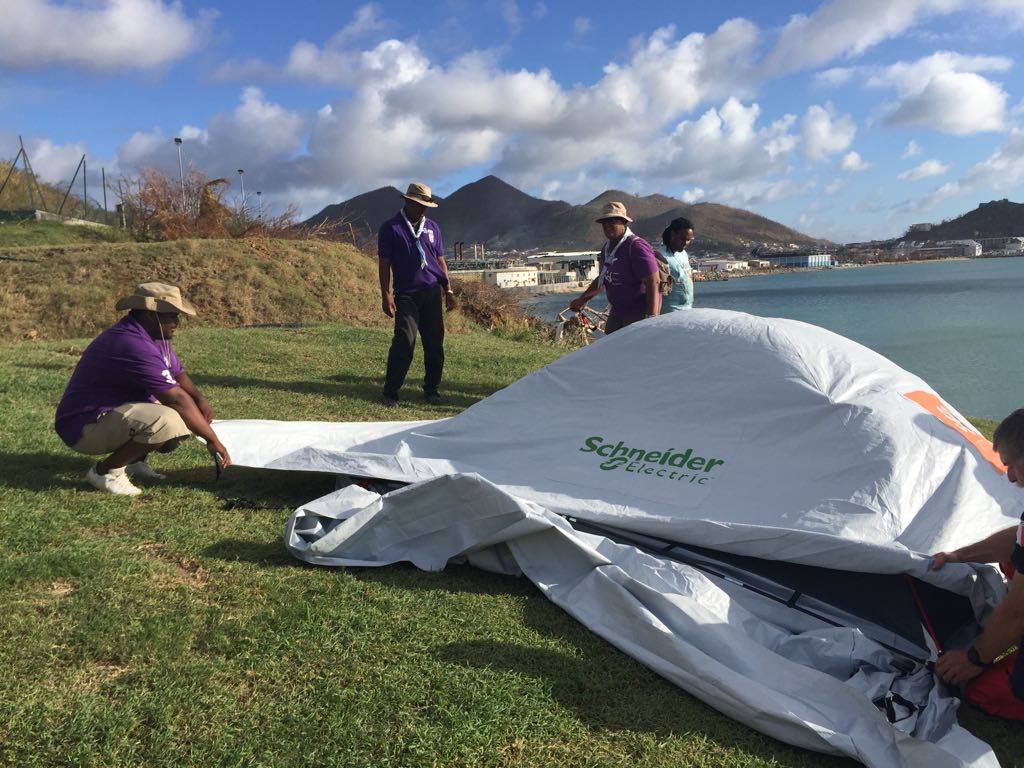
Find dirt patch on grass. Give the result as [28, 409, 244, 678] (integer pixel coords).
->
[138, 542, 211, 590]
[75, 661, 131, 692]
[48, 580, 75, 599]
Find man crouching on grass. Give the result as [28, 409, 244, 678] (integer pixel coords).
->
[54, 282, 232, 496]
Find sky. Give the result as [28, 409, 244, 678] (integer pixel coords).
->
[4, 0, 1024, 242]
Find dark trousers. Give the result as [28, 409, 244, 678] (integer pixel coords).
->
[384, 285, 445, 397]
[604, 313, 645, 335]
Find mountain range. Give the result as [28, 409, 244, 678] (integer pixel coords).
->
[302, 175, 828, 254]
[914, 199, 1024, 241]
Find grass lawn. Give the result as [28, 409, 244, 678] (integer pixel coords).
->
[0, 220, 128, 249]
[1, 322, 1020, 767]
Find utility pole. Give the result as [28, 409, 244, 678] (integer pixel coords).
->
[101, 167, 108, 224]
[256, 190, 262, 220]
[237, 169, 245, 208]
[174, 137, 185, 213]
[19, 136, 48, 212]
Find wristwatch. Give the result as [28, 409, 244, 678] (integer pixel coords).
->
[967, 645, 994, 668]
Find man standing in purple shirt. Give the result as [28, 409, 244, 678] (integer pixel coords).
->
[378, 182, 456, 407]
[55, 282, 232, 496]
[569, 201, 661, 333]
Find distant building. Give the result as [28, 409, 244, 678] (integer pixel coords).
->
[527, 251, 600, 282]
[748, 259, 771, 269]
[975, 236, 1024, 253]
[537, 269, 576, 285]
[448, 269, 486, 282]
[908, 223, 932, 233]
[702, 259, 750, 272]
[902, 239, 982, 260]
[760, 253, 832, 268]
[483, 266, 539, 288]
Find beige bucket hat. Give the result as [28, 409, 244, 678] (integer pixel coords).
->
[115, 282, 197, 316]
[402, 182, 439, 208]
[595, 201, 633, 223]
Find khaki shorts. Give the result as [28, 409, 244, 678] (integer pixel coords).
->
[72, 402, 191, 456]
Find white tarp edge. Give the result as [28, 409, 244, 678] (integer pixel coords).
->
[282, 473, 998, 768]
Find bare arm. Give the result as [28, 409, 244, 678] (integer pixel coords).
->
[643, 274, 661, 317]
[975, 574, 1024, 661]
[569, 277, 604, 312]
[154, 385, 232, 468]
[931, 526, 1018, 570]
[176, 371, 212, 422]
[936, 572, 1024, 685]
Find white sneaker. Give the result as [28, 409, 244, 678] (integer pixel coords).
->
[126, 460, 166, 481]
[86, 465, 142, 496]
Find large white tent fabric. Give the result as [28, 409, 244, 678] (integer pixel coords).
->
[216, 309, 1022, 767]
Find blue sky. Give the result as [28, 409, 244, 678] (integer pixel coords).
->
[4, 0, 1024, 242]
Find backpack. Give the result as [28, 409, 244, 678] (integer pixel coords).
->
[653, 247, 674, 296]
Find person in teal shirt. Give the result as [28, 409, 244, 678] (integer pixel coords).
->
[655, 217, 695, 312]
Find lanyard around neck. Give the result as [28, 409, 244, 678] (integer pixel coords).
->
[401, 211, 428, 269]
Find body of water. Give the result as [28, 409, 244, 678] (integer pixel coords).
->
[525, 258, 1024, 420]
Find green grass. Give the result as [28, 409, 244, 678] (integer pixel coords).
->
[0, 220, 128, 248]
[1, 323, 1020, 767]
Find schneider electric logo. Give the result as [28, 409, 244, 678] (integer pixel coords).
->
[579, 436, 725, 485]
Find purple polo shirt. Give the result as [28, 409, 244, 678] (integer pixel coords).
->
[601, 234, 659, 316]
[378, 212, 448, 294]
[55, 315, 184, 447]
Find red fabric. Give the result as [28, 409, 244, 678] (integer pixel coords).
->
[966, 650, 1024, 720]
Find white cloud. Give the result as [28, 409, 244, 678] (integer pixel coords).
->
[814, 67, 857, 87]
[712, 177, 816, 208]
[869, 52, 1010, 135]
[285, 36, 429, 88]
[763, 0, 965, 76]
[108, 8, 991, 217]
[117, 88, 305, 195]
[0, 0, 212, 71]
[902, 139, 923, 158]
[962, 129, 1024, 189]
[681, 187, 705, 203]
[898, 180, 962, 213]
[386, 53, 566, 132]
[801, 103, 856, 161]
[500, 1, 523, 36]
[898, 158, 949, 180]
[840, 151, 870, 171]
[825, 179, 845, 195]
[572, 16, 593, 40]
[532, 2, 548, 20]
[26, 138, 88, 184]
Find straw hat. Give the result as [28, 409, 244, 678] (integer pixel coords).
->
[595, 201, 633, 223]
[401, 182, 439, 208]
[115, 282, 197, 316]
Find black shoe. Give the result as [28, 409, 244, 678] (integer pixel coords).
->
[424, 392, 443, 405]
[382, 394, 399, 408]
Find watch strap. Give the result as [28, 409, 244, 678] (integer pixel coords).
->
[967, 645, 994, 668]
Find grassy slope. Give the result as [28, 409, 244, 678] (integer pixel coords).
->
[1, 322, 1021, 767]
[0, 235, 393, 340]
[0, 220, 129, 249]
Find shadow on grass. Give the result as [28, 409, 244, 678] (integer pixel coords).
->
[0, 451, 91, 490]
[191, 372, 493, 409]
[202, 538, 298, 567]
[430, 621, 855, 764]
